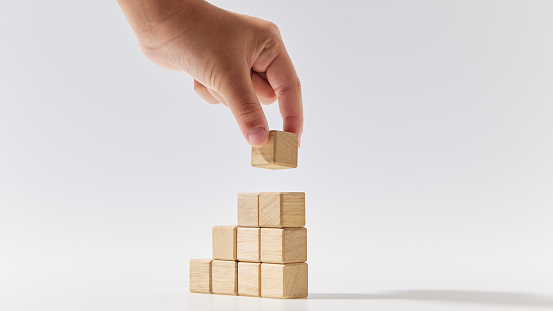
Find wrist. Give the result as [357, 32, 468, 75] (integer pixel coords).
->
[117, 0, 206, 48]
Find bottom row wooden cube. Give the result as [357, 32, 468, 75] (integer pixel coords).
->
[190, 259, 307, 298]
[261, 262, 308, 298]
[238, 262, 261, 296]
[189, 259, 212, 294]
[213, 260, 238, 295]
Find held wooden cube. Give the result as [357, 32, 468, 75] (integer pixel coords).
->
[238, 262, 261, 297]
[212, 226, 237, 260]
[237, 193, 259, 227]
[251, 130, 298, 170]
[237, 228, 261, 262]
[189, 259, 213, 294]
[261, 228, 307, 263]
[259, 192, 305, 228]
[212, 260, 238, 295]
[261, 263, 308, 299]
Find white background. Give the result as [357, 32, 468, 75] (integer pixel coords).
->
[1, 1, 552, 310]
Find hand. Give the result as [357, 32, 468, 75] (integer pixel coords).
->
[117, 0, 303, 146]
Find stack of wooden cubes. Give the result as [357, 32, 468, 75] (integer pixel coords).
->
[189, 131, 307, 299]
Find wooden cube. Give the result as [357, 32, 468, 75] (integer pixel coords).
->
[261, 263, 308, 298]
[260, 228, 307, 263]
[259, 192, 305, 228]
[237, 193, 259, 227]
[237, 227, 260, 262]
[251, 130, 298, 169]
[189, 258, 212, 294]
[238, 262, 261, 297]
[212, 260, 238, 295]
[212, 226, 237, 260]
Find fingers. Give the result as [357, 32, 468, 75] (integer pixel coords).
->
[193, 80, 220, 104]
[218, 65, 269, 147]
[265, 51, 303, 139]
[195, 76, 274, 108]
[251, 72, 277, 105]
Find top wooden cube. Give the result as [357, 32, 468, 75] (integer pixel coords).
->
[259, 192, 305, 228]
[251, 130, 298, 170]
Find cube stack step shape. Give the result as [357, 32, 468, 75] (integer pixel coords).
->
[190, 191, 307, 299]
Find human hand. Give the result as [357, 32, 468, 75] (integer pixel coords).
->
[117, 0, 303, 146]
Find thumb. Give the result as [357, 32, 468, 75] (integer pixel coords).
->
[219, 67, 269, 147]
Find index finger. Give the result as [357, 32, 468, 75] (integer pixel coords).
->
[265, 50, 303, 140]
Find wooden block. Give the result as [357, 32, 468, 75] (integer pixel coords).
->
[238, 262, 261, 297]
[261, 228, 307, 263]
[189, 258, 212, 294]
[212, 226, 237, 260]
[237, 193, 259, 227]
[212, 260, 238, 295]
[259, 192, 305, 228]
[237, 227, 260, 262]
[251, 130, 298, 170]
[261, 263, 308, 298]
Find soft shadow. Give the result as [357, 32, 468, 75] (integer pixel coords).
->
[309, 293, 386, 300]
[310, 290, 553, 309]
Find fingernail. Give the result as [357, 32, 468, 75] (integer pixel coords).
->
[248, 127, 268, 146]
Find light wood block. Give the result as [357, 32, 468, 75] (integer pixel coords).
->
[237, 193, 259, 227]
[261, 228, 307, 263]
[238, 262, 261, 297]
[189, 258, 212, 294]
[261, 263, 308, 298]
[251, 130, 298, 170]
[212, 226, 237, 260]
[259, 192, 305, 228]
[237, 227, 261, 262]
[212, 260, 238, 295]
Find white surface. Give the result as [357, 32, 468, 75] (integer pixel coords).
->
[1, 0, 552, 310]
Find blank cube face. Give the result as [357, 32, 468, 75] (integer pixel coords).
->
[237, 193, 259, 227]
[212, 226, 237, 260]
[251, 130, 298, 170]
[259, 192, 305, 228]
[261, 228, 307, 263]
[189, 259, 212, 294]
[237, 228, 260, 262]
[212, 260, 238, 295]
[261, 263, 308, 298]
[238, 262, 261, 297]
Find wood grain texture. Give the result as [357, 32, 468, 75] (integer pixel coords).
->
[212, 226, 237, 260]
[237, 193, 259, 227]
[260, 228, 307, 263]
[261, 263, 308, 298]
[251, 130, 298, 170]
[259, 192, 305, 228]
[237, 227, 260, 262]
[238, 262, 261, 297]
[212, 260, 238, 295]
[189, 258, 212, 294]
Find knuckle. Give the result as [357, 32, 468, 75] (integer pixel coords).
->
[274, 78, 302, 98]
[232, 102, 264, 124]
[262, 21, 281, 38]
